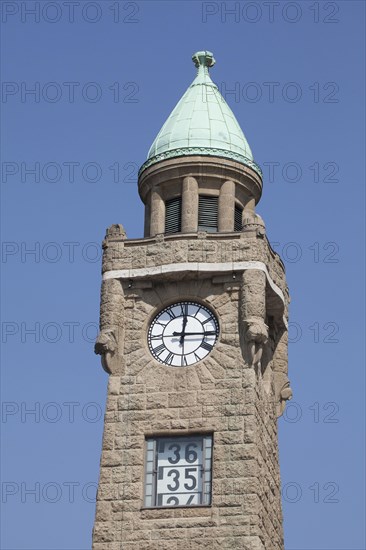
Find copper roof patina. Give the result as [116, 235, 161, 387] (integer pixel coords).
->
[140, 51, 261, 177]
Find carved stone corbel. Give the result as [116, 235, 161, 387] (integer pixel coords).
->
[240, 269, 267, 371]
[95, 264, 125, 375]
[245, 317, 269, 370]
[272, 329, 293, 417]
[274, 375, 293, 416]
[94, 329, 118, 374]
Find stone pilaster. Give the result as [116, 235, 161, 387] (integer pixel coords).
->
[150, 186, 165, 236]
[181, 176, 198, 232]
[218, 179, 235, 232]
[144, 196, 151, 238]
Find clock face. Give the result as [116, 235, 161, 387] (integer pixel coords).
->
[148, 301, 219, 367]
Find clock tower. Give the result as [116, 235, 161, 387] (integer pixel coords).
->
[92, 51, 292, 550]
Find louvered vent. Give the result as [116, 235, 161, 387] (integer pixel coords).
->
[198, 196, 218, 232]
[165, 197, 182, 234]
[234, 205, 243, 232]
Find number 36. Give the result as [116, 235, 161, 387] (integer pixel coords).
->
[167, 443, 198, 464]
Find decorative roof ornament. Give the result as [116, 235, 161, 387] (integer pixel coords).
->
[139, 51, 261, 177]
[192, 50, 216, 69]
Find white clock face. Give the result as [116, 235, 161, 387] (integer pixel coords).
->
[148, 301, 219, 367]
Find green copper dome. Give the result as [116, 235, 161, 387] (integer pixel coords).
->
[140, 51, 261, 176]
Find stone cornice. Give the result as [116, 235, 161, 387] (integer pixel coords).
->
[103, 261, 287, 327]
[139, 148, 262, 178]
[138, 155, 263, 206]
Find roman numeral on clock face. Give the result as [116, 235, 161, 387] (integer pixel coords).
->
[201, 341, 213, 352]
[194, 306, 201, 317]
[180, 303, 189, 316]
[153, 343, 165, 355]
[166, 308, 176, 320]
[202, 317, 213, 325]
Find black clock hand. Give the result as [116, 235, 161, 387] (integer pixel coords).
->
[180, 314, 188, 345]
[173, 331, 217, 336]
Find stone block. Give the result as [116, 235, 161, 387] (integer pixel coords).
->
[101, 451, 122, 467]
[168, 392, 197, 408]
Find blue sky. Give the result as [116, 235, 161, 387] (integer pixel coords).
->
[1, 1, 365, 549]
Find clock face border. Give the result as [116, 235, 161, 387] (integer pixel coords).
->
[147, 300, 220, 367]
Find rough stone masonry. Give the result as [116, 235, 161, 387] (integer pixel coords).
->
[92, 51, 292, 550]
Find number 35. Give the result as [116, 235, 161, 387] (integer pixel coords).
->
[167, 468, 197, 491]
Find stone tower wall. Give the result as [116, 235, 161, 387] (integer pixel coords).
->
[92, 230, 289, 550]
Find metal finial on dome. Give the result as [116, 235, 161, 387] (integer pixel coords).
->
[192, 50, 215, 69]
